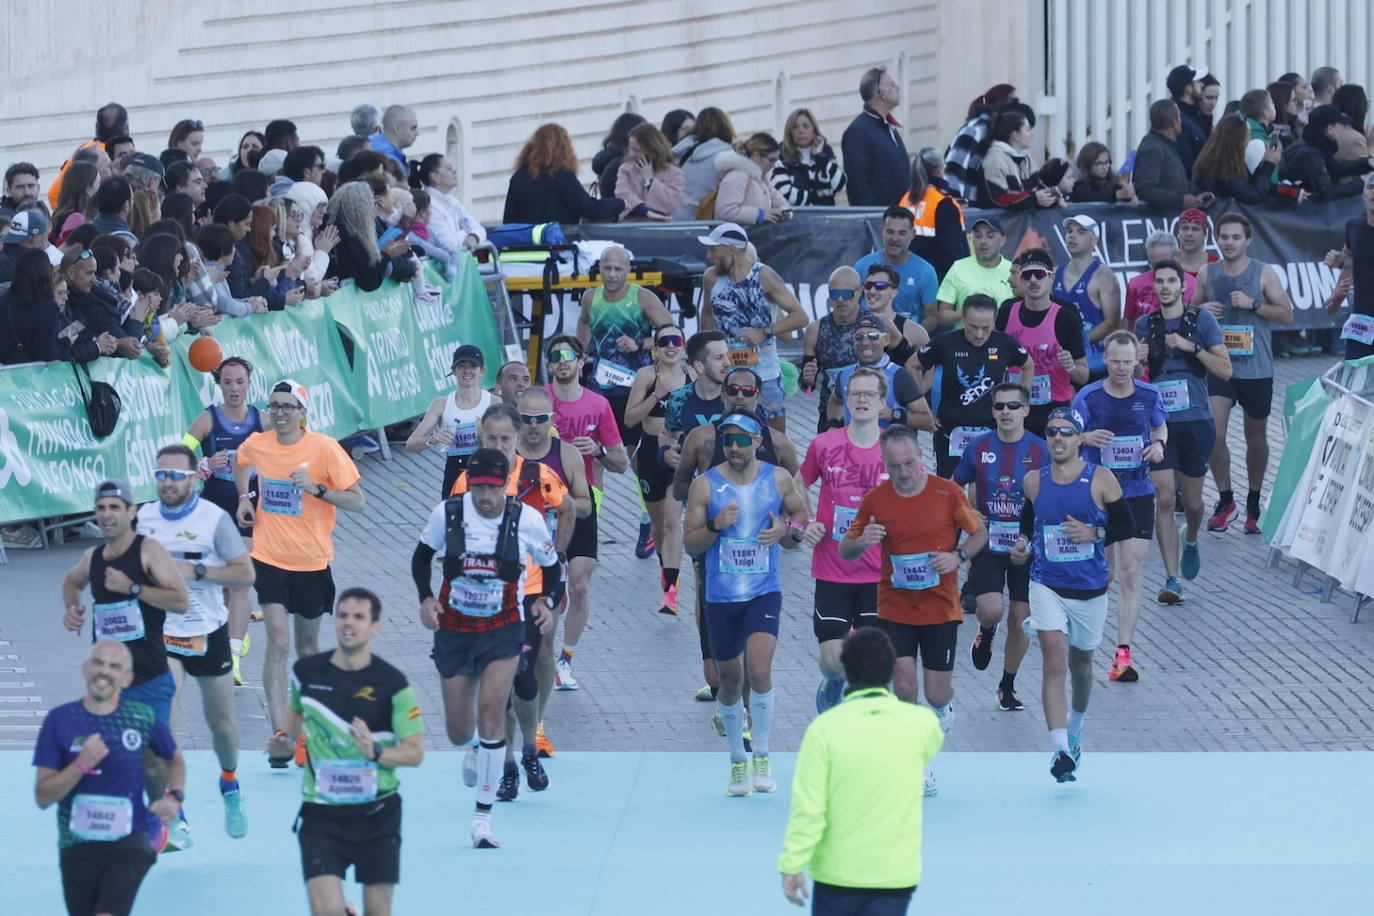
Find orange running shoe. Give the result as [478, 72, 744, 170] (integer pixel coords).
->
[535, 723, 555, 759]
[294, 733, 308, 767]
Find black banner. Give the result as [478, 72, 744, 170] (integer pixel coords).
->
[570, 197, 1363, 331]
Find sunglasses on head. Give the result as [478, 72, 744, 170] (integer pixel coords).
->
[862, 281, 891, 291]
[854, 331, 885, 342]
[723, 384, 759, 397]
[992, 401, 1024, 411]
[153, 468, 195, 482]
[655, 334, 684, 347]
[548, 348, 580, 364]
[720, 432, 755, 447]
[829, 289, 856, 301]
[519, 413, 551, 425]
[1020, 268, 1050, 280]
[187, 120, 204, 131]
[1044, 426, 1079, 438]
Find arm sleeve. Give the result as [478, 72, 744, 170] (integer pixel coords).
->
[983, 153, 1035, 209]
[1195, 309, 1224, 350]
[918, 261, 938, 307]
[411, 542, 437, 601]
[953, 491, 981, 534]
[1070, 179, 1117, 202]
[952, 445, 976, 485]
[841, 126, 874, 206]
[390, 684, 424, 740]
[427, 196, 462, 252]
[1104, 496, 1137, 546]
[994, 302, 1012, 331]
[934, 199, 967, 268]
[520, 506, 558, 566]
[559, 170, 622, 222]
[419, 503, 447, 552]
[31, 302, 63, 362]
[776, 724, 829, 874]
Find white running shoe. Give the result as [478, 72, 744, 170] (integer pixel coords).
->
[554, 657, 580, 690]
[462, 746, 478, 788]
[471, 816, 499, 848]
[727, 761, 751, 797]
[751, 756, 775, 793]
[923, 766, 937, 797]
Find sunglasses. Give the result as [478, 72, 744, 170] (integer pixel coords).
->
[153, 468, 195, 482]
[1020, 268, 1050, 280]
[829, 289, 857, 301]
[519, 413, 551, 425]
[267, 402, 301, 413]
[992, 401, 1025, 411]
[187, 120, 204, 131]
[1044, 427, 1079, 438]
[723, 384, 760, 397]
[854, 331, 885, 342]
[720, 432, 756, 447]
[862, 281, 891, 291]
[656, 335, 684, 347]
[548, 348, 580, 363]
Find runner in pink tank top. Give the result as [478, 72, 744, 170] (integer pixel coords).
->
[996, 249, 1087, 437]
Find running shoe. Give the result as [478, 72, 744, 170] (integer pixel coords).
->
[535, 724, 555, 759]
[250, 608, 264, 622]
[1109, 647, 1140, 683]
[970, 624, 997, 671]
[658, 584, 679, 616]
[694, 685, 715, 702]
[1207, 499, 1238, 532]
[1051, 749, 1078, 783]
[231, 652, 243, 687]
[268, 730, 292, 769]
[165, 811, 193, 852]
[294, 734, 308, 767]
[635, 520, 655, 558]
[1158, 576, 1185, 604]
[554, 657, 580, 690]
[996, 686, 1024, 711]
[960, 580, 977, 614]
[0, 525, 42, 549]
[521, 753, 549, 791]
[923, 766, 937, 797]
[815, 677, 845, 714]
[1180, 524, 1201, 580]
[1244, 514, 1261, 535]
[711, 709, 725, 737]
[743, 713, 753, 754]
[496, 764, 519, 802]
[147, 817, 169, 855]
[1069, 733, 1083, 768]
[342, 434, 381, 457]
[471, 816, 499, 848]
[462, 746, 478, 787]
[221, 784, 248, 839]
[727, 761, 751, 796]
[751, 755, 775, 793]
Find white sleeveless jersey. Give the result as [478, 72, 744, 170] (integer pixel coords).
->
[136, 499, 235, 636]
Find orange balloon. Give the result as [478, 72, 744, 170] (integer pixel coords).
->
[188, 336, 224, 373]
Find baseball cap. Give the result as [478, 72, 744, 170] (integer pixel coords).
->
[466, 448, 510, 487]
[1046, 406, 1085, 433]
[1018, 248, 1054, 274]
[94, 478, 134, 506]
[718, 412, 762, 436]
[272, 378, 309, 407]
[1063, 214, 1099, 235]
[853, 314, 887, 333]
[127, 152, 166, 178]
[451, 344, 485, 366]
[696, 222, 749, 249]
[969, 216, 1004, 234]
[1177, 208, 1209, 227]
[257, 149, 288, 176]
[3, 210, 49, 244]
[1166, 64, 1209, 95]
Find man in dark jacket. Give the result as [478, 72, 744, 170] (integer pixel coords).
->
[0, 211, 51, 283]
[1168, 64, 1211, 176]
[87, 176, 138, 245]
[1281, 105, 1374, 200]
[841, 67, 909, 207]
[1133, 100, 1213, 211]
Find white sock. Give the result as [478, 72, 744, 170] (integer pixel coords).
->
[933, 700, 955, 736]
[1067, 709, 1085, 739]
[718, 698, 747, 763]
[749, 689, 774, 758]
[1050, 728, 1070, 753]
[475, 738, 505, 805]
[229, 638, 243, 655]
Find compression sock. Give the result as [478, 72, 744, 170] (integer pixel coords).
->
[1218, 489, 1234, 507]
[1067, 709, 1086, 740]
[718, 698, 748, 763]
[663, 567, 680, 591]
[1050, 728, 1070, 753]
[476, 739, 505, 806]
[559, 647, 574, 665]
[229, 638, 244, 656]
[749, 689, 774, 758]
[1247, 490, 1262, 517]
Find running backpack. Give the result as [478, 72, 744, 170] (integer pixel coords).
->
[442, 493, 525, 584]
[1146, 305, 1207, 379]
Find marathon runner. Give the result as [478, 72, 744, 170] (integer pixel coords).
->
[799, 367, 889, 712]
[405, 344, 494, 497]
[61, 478, 189, 852]
[412, 448, 560, 847]
[915, 294, 1033, 478]
[1010, 407, 1134, 783]
[1053, 215, 1120, 380]
[699, 222, 807, 432]
[826, 314, 934, 431]
[34, 640, 186, 915]
[1194, 214, 1292, 534]
[1123, 231, 1199, 330]
[1174, 207, 1219, 277]
[952, 381, 1047, 710]
[492, 360, 531, 406]
[842, 425, 987, 796]
[543, 334, 629, 691]
[996, 248, 1089, 437]
[1324, 174, 1374, 359]
[1072, 333, 1167, 681]
[802, 267, 864, 434]
[934, 216, 1014, 330]
[182, 355, 264, 686]
[138, 445, 255, 845]
[266, 588, 424, 916]
[1134, 262, 1231, 604]
[683, 413, 809, 796]
[862, 263, 930, 370]
[624, 323, 695, 614]
[234, 379, 366, 766]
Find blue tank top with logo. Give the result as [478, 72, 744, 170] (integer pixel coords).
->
[703, 462, 782, 602]
[1031, 463, 1108, 593]
[1053, 260, 1106, 373]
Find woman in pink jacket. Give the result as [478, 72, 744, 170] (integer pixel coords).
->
[712, 133, 794, 224]
[615, 123, 685, 221]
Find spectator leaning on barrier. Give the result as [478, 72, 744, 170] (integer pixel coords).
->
[282, 181, 336, 284]
[1168, 64, 1211, 177]
[410, 154, 486, 251]
[503, 123, 624, 226]
[900, 150, 964, 280]
[671, 106, 736, 221]
[63, 248, 144, 359]
[0, 249, 64, 364]
[1281, 104, 1373, 200]
[841, 66, 909, 207]
[194, 223, 264, 316]
[771, 107, 845, 207]
[326, 180, 416, 292]
[1071, 141, 1136, 203]
[944, 83, 1018, 206]
[1134, 99, 1213, 211]
[713, 133, 793, 226]
[981, 107, 1067, 210]
[854, 206, 939, 328]
[1193, 113, 1282, 204]
[1239, 88, 1278, 175]
[615, 122, 685, 222]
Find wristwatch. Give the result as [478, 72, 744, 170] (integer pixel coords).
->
[596, 445, 608, 458]
[705, 516, 720, 533]
[164, 788, 185, 804]
[129, 583, 143, 597]
[371, 744, 383, 763]
[891, 406, 908, 425]
[315, 484, 328, 499]
[193, 563, 207, 581]
[1094, 526, 1106, 542]
[957, 548, 969, 563]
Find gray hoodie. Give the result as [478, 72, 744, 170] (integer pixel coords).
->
[671, 136, 733, 220]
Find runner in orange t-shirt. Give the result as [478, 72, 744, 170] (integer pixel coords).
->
[843, 424, 986, 797]
[233, 379, 365, 766]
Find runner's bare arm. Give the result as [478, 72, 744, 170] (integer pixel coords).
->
[598, 443, 629, 475]
[776, 467, 810, 551]
[562, 441, 593, 518]
[637, 286, 673, 329]
[319, 482, 365, 512]
[762, 266, 807, 337]
[671, 427, 706, 502]
[1256, 265, 1294, 324]
[185, 409, 212, 446]
[682, 475, 718, 556]
[188, 551, 255, 589]
[1089, 267, 1122, 340]
[114, 537, 189, 614]
[575, 289, 595, 346]
[61, 549, 95, 631]
[699, 269, 717, 329]
[405, 395, 448, 452]
[623, 367, 659, 427]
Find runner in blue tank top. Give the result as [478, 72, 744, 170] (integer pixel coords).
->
[1011, 406, 1135, 784]
[684, 413, 808, 797]
[952, 380, 1047, 711]
[1054, 216, 1121, 378]
[1072, 331, 1168, 683]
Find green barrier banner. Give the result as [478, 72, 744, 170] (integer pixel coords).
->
[0, 358, 192, 521]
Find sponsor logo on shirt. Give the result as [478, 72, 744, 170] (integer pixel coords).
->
[354, 686, 378, 701]
[121, 728, 142, 751]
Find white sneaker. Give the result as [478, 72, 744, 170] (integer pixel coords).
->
[923, 766, 937, 797]
[727, 761, 751, 797]
[751, 755, 775, 793]
[470, 816, 499, 848]
[462, 746, 477, 788]
[0, 525, 42, 549]
[554, 657, 580, 690]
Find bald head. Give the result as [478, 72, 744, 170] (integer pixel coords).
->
[829, 265, 860, 288]
[381, 105, 418, 150]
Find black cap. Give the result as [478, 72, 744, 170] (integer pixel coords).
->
[466, 448, 510, 487]
[853, 314, 886, 333]
[1166, 64, 1207, 96]
[451, 344, 485, 366]
[969, 216, 1004, 234]
[127, 152, 166, 178]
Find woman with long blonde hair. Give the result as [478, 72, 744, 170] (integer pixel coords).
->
[326, 181, 416, 292]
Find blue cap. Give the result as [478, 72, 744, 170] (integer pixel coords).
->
[1046, 406, 1085, 433]
[718, 412, 762, 435]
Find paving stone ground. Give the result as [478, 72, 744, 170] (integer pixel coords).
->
[4, 352, 1371, 756]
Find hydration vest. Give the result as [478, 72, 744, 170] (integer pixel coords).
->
[442, 493, 525, 585]
[1147, 305, 1207, 379]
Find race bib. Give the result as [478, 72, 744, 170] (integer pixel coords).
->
[447, 577, 504, 618]
[947, 426, 987, 458]
[593, 359, 637, 389]
[315, 759, 378, 804]
[1029, 374, 1052, 405]
[1043, 524, 1096, 562]
[720, 537, 768, 574]
[1222, 324, 1254, 356]
[1157, 379, 1191, 413]
[726, 343, 759, 367]
[890, 552, 939, 590]
[164, 634, 207, 657]
[94, 600, 145, 642]
[987, 520, 1021, 554]
[212, 448, 236, 482]
[831, 504, 858, 541]
[260, 477, 302, 516]
[70, 794, 133, 842]
[1103, 435, 1144, 470]
[1341, 314, 1374, 345]
[447, 421, 479, 458]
